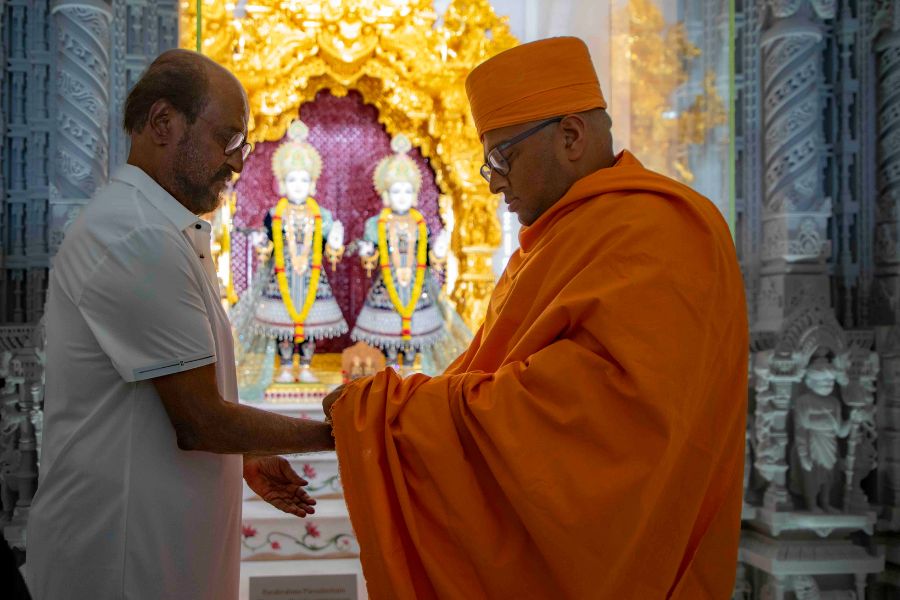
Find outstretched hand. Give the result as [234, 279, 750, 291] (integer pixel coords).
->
[244, 456, 316, 518]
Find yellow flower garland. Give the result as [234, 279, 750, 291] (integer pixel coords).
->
[378, 208, 428, 341]
[272, 197, 323, 343]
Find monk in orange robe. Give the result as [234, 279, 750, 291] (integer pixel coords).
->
[323, 37, 748, 599]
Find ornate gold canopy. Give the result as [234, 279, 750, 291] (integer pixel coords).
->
[180, 0, 517, 329]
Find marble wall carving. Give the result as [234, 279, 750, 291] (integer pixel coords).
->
[1, 0, 53, 324]
[1, 0, 178, 325]
[737, 0, 896, 596]
[0, 323, 45, 550]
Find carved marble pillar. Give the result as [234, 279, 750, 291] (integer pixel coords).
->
[872, 0, 900, 534]
[50, 0, 112, 248]
[0, 1, 6, 323]
[757, 0, 834, 333]
[878, 330, 900, 526]
[871, 3, 900, 323]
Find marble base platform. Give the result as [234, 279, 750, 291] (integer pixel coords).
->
[740, 530, 884, 578]
[750, 508, 877, 537]
[239, 558, 367, 600]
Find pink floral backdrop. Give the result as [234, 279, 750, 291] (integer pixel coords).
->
[232, 90, 444, 352]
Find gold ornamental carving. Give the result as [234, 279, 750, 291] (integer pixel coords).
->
[180, 0, 517, 330]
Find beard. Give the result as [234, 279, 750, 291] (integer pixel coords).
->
[171, 130, 233, 215]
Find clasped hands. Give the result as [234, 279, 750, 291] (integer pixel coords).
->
[242, 385, 346, 519]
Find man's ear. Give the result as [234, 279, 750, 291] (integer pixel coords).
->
[146, 98, 184, 147]
[560, 114, 588, 160]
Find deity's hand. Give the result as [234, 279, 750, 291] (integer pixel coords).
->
[433, 229, 451, 260]
[796, 443, 813, 471]
[327, 221, 346, 250]
[249, 230, 269, 248]
[358, 240, 376, 256]
[850, 409, 870, 425]
[243, 456, 316, 518]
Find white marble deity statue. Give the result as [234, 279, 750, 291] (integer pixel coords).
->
[793, 356, 863, 513]
[351, 134, 450, 367]
[244, 120, 348, 383]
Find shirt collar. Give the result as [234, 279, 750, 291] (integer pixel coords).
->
[112, 164, 210, 234]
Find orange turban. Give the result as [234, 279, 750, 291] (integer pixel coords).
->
[465, 36, 607, 139]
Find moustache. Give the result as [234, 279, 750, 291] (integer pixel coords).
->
[212, 168, 234, 184]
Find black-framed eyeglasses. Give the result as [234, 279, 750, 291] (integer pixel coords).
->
[479, 117, 563, 183]
[196, 114, 253, 161]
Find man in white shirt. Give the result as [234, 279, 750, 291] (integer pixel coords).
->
[26, 49, 333, 599]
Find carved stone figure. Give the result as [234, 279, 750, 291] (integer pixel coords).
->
[793, 575, 857, 600]
[793, 356, 860, 513]
[794, 575, 822, 600]
[351, 134, 450, 368]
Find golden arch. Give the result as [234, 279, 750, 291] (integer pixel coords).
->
[180, 0, 517, 329]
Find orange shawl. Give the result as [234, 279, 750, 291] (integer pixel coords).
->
[331, 151, 748, 599]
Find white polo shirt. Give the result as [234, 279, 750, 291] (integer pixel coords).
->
[27, 165, 242, 600]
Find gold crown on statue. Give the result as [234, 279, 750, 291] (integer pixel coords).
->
[373, 134, 422, 197]
[272, 120, 323, 182]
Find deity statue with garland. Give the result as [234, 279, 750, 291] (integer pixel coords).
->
[351, 134, 451, 367]
[235, 120, 348, 385]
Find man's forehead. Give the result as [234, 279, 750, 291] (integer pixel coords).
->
[204, 92, 248, 133]
[204, 68, 249, 131]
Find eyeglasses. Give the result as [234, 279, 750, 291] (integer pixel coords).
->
[196, 114, 253, 161]
[479, 117, 563, 183]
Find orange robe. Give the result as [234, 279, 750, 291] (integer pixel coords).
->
[331, 151, 748, 599]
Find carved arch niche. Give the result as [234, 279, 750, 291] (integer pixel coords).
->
[751, 304, 878, 527]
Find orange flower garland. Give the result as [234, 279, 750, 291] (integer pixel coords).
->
[272, 197, 323, 343]
[378, 208, 428, 341]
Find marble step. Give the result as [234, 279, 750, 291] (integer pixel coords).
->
[241, 497, 357, 562]
[239, 558, 368, 600]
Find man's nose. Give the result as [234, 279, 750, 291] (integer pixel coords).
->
[488, 170, 508, 195]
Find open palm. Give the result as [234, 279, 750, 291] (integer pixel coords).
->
[244, 456, 316, 518]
